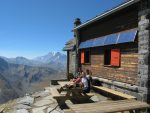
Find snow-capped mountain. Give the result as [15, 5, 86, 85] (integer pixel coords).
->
[0, 52, 67, 67]
[33, 52, 67, 65]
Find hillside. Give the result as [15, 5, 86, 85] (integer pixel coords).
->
[0, 55, 66, 104]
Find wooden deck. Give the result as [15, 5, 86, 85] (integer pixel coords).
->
[66, 99, 150, 113]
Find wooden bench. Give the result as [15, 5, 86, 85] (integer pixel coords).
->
[50, 87, 65, 104]
[93, 86, 136, 99]
[65, 99, 150, 113]
[50, 87, 67, 105]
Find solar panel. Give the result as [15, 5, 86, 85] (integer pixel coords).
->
[79, 29, 137, 49]
[92, 37, 106, 47]
[79, 42, 87, 49]
[117, 30, 137, 44]
[79, 40, 93, 49]
[104, 34, 118, 45]
[86, 40, 93, 48]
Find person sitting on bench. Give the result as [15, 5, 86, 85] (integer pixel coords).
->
[86, 69, 92, 84]
[63, 74, 82, 89]
[81, 72, 90, 93]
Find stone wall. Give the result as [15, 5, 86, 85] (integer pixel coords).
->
[69, 51, 76, 75]
[138, 0, 150, 103]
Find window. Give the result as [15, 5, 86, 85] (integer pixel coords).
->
[104, 49, 120, 67]
[85, 50, 90, 63]
[104, 49, 111, 65]
[80, 50, 90, 64]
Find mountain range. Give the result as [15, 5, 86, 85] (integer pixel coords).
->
[0, 52, 67, 104]
[1, 52, 66, 67]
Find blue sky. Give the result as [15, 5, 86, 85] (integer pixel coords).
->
[0, 0, 124, 59]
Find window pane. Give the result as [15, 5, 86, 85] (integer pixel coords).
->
[85, 50, 90, 63]
[104, 49, 111, 65]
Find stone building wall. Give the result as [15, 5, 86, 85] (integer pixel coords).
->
[138, 0, 150, 103]
[69, 51, 76, 75]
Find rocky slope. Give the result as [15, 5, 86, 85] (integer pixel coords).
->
[0, 58, 66, 104]
[0, 87, 64, 113]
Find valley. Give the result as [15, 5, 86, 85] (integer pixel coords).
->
[0, 52, 67, 104]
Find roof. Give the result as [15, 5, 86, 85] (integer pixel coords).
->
[63, 38, 76, 51]
[74, 0, 140, 30]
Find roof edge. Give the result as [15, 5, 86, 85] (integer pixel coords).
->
[74, 0, 140, 30]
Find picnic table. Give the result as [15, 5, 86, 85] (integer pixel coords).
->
[58, 81, 84, 97]
[50, 81, 93, 105]
[66, 99, 150, 113]
[58, 81, 74, 87]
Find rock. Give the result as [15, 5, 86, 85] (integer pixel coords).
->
[32, 91, 49, 98]
[7, 109, 29, 113]
[65, 100, 73, 106]
[32, 106, 48, 113]
[90, 94, 107, 102]
[17, 96, 34, 106]
[14, 104, 32, 110]
[44, 87, 51, 93]
[42, 95, 53, 100]
[90, 95, 99, 102]
[0, 107, 4, 113]
[46, 104, 63, 113]
[34, 99, 54, 107]
[56, 107, 63, 113]
[16, 109, 29, 113]
[47, 107, 54, 113]
[51, 110, 61, 113]
[47, 107, 61, 113]
[0, 104, 5, 113]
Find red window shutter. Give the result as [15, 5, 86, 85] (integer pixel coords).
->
[81, 51, 84, 64]
[111, 49, 120, 66]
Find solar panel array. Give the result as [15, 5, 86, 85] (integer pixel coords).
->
[79, 29, 137, 49]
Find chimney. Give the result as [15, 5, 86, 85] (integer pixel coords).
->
[74, 18, 81, 27]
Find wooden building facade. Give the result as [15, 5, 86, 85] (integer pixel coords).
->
[74, 0, 140, 97]
[65, 0, 150, 103]
[78, 3, 138, 85]
[74, 0, 150, 103]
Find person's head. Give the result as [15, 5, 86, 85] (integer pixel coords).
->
[78, 67, 83, 73]
[81, 72, 86, 78]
